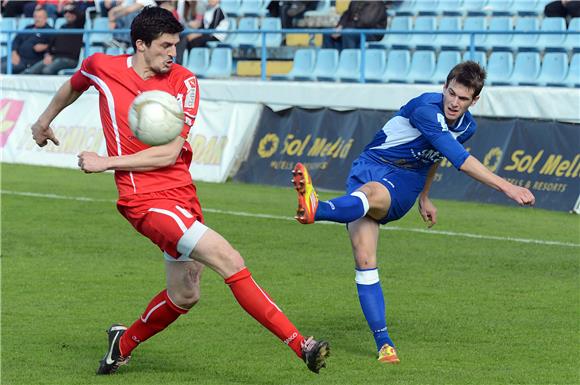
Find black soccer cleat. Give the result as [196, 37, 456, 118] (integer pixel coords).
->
[96, 324, 131, 375]
[301, 336, 330, 374]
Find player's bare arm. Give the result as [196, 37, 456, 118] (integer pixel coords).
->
[460, 155, 535, 206]
[32, 79, 82, 147]
[78, 135, 186, 173]
[418, 162, 439, 227]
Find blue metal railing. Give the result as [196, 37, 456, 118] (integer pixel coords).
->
[2, 28, 578, 82]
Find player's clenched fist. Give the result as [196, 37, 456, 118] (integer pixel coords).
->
[78, 151, 108, 173]
[505, 185, 536, 206]
[31, 121, 60, 147]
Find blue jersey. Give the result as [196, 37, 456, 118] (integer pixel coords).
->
[361, 92, 476, 175]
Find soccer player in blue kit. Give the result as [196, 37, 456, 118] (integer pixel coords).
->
[291, 61, 535, 364]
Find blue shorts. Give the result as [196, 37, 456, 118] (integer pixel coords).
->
[346, 157, 427, 224]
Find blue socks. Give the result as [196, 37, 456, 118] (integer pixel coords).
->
[355, 268, 395, 351]
[315, 191, 369, 223]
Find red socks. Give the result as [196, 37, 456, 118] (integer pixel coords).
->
[119, 269, 305, 359]
[225, 268, 305, 358]
[119, 290, 188, 356]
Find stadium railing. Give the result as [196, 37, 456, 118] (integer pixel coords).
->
[2, 27, 579, 83]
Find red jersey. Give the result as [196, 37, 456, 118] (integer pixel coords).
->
[70, 53, 200, 198]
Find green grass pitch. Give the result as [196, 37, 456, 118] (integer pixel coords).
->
[1, 163, 579, 385]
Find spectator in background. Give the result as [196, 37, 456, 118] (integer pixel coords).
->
[108, 0, 157, 47]
[0, 7, 52, 74]
[24, 4, 85, 75]
[268, 1, 319, 28]
[544, 0, 580, 21]
[99, 0, 123, 16]
[322, 0, 387, 50]
[184, 0, 229, 50]
[1, 1, 35, 17]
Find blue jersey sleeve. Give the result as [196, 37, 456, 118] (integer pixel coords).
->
[409, 106, 470, 169]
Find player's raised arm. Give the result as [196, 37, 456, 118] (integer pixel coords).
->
[31, 79, 83, 147]
[460, 155, 535, 206]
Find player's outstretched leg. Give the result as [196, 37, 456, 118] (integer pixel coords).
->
[292, 162, 319, 224]
[301, 336, 331, 373]
[96, 324, 131, 375]
[292, 163, 370, 224]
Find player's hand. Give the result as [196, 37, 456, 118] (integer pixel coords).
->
[78, 151, 108, 173]
[418, 195, 437, 228]
[505, 185, 535, 206]
[31, 120, 60, 147]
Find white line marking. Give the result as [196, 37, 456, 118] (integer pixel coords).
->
[2, 190, 579, 248]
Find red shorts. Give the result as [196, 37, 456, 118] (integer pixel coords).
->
[117, 184, 208, 260]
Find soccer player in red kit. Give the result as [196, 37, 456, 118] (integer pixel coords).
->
[31, 6, 330, 375]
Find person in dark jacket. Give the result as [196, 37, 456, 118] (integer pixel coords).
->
[24, 4, 85, 75]
[1, 7, 52, 74]
[185, 0, 229, 50]
[322, 0, 388, 50]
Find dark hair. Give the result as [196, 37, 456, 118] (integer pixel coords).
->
[130, 6, 184, 50]
[445, 61, 487, 98]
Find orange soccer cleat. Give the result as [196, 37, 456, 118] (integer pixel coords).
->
[377, 343, 400, 364]
[291, 162, 319, 224]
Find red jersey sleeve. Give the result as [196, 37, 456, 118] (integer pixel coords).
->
[70, 54, 97, 92]
[176, 74, 200, 138]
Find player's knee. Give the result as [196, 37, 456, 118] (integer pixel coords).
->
[172, 286, 201, 309]
[354, 252, 377, 269]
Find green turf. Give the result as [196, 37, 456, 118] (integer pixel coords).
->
[1, 163, 579, 385]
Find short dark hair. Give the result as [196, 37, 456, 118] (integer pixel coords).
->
[130, 6, 184, 50]
[445, 61, 487, 98]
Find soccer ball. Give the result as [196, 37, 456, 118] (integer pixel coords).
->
[128, 90, 184, 146]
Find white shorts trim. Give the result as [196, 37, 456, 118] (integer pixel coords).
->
[164, 220, 209, 262]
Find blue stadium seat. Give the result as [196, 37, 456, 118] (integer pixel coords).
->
[0, 17, 17, 45]
[381, 49, 411, 83]
[17, 17, 35, 29]
[53, 17, 67, 29]
[89, 17, 113, 47]
[202, 48, 233, 78]
[58, 46, 104, 75]
[106, 47, 124, 55]
[410, 16, 438, 49]
[433, 50, 462, 83]
[220, 0, 242, 17]
[364, 49, 387, 83]
[368, 16, 412, 49]
[485, 16, 513, 51]
[435, 0, 464, 16]
[260, 17, 282, 47]
[186, 47, 210, 77]
[563, 53, 580, 87]
[485, 0, 514, 15]
[564, 18, 580, 52]
[460, 16, 488, 51]
[537, 17, 567, 51]
[462, 50, 487, 67]
[272, 48, 316, 81]
[230, 17, 260, 48]
[435, 16, 462, 50]
[537, 52, 568, 86]
[313, 49, 340, 81]
[414, 0, 439, 15]
[487, 51, 514, 85]
[407, 50, 437, 83]
[509, 51, 541, 85]
[463, 0, 488, 15]
[335, 49, 362, 82]
[512, 17, 540, 51]
[237, 0, 268, 17]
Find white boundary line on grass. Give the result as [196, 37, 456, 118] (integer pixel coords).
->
[3, 189, 579, 249]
